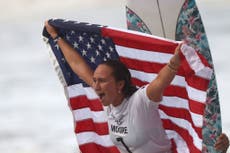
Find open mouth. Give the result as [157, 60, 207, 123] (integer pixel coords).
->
[98, 93, 105, 100]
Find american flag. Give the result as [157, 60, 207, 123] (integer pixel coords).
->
[43, 19, 213, 153]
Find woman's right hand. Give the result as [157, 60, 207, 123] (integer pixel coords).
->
[215, 133, 229, 153]
[45, 20, 58, 39]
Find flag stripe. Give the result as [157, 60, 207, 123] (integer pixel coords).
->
[181, 44, 213, 79]
[167, 130, 189, 153]
[67, 84, 98, 99]
[163, 120, 201, 153]
[160, 111, 202, 151]
[129, 69, 208, 103]
[79, 143, 120, 153]
[116, 45, 172, 64]
[159, 105, 203, 135]
[70, 96, 103, 111]
[161, 97, 205, 115]
[75, 119, 109, 135]
[72, 108, 107, 123]
[76, 132, 115, 146]
[101, 27, 178, 53]
[118, 49, 210, 91]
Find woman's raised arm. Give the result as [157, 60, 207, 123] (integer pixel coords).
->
[146, 43, 181, 102]
[45, 21, 94, 86]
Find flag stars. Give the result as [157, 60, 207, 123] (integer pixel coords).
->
[109, 46, 114, 52]
[71, 30, 75, 35]
[66, 35, 70, 40]
[55, 44, 59, 50]
[96, 50, 100, 56]
[78, 35, 83, 42]
[98, 44, 102, 50]
[106, 52, 111, 58]
[73, 42, 79, 49]
[90, 37, 95, 43]
[82, 49, 87, 56]
[90, 56, 96, 63]
[101, 39, 106, 44]
[86, 43, 91, 49]
[61, 57, 66, 63]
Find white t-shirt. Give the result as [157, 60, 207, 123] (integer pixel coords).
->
[107, 85, 171, 153]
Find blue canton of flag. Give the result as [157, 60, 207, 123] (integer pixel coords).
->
[45, 19, 119, 86]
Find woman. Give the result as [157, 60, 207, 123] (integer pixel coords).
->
[45, 21, 181, 153]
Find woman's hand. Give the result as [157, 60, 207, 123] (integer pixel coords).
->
[45, 20, 58, 39]
[168, 43, 182, 71]
[215, 133, 229, 153]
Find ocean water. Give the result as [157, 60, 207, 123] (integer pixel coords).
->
[0, 0, 229, 153]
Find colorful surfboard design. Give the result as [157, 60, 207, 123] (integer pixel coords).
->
[126, 0, 221, 152]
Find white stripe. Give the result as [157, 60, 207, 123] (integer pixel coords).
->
[76, 132, 114, 147]
[130, 69, 186, 87]
[67, 84, 98, 99]
[165, 130, 190, 153]
[161, 97, 189, 109]
[161, 97, 203, 127]
[67, 78, 207, 105]
[107, 26, 177, 43]
[186, 86, 207, 103]
[130, 69, 207, 103]
[73, 108, 107, 123]
[190, 112, 203, 127]
[159, 110, 202, 151]
[181, 44, 213, 79]
[116, 45, 172, 64]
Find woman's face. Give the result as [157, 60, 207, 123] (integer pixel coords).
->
[92, 64, 124, 106]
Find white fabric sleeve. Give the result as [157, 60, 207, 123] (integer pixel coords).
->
[133, 85, 160, 109]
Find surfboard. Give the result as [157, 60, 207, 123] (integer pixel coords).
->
[126, 0, 222, 152]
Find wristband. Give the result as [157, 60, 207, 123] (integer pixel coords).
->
[167, 63, 178, 73]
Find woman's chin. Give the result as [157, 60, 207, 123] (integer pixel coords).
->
[99, 98, 110, 106]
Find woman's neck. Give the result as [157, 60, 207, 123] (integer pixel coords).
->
[112, 95, 125, 107]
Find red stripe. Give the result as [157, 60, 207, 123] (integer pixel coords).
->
[162, 119, 202, 153]
[159, 105, 203, 138]
[180, 54, 210, 91]
[121, 56, 209, 91]
[171, 139, 178, 153]
[186, 75, 210, 91]
[164, 85, 188, 99]
[101, 27, 178, 53]
[196, 51, 212, 68]
[131, 78, 189, 100]
[70, 95, 103, 111]
[189, 99, 206, 114]
[80, 143, 120, 153]
[131, 78, 148, 87]
[75, 119, 109, 135]
[133, 76, 206, 114]
[120, 56, 165, 73]
[180, 52, 210, 90]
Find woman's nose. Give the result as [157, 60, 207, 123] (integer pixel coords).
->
[93, 81, 100, 90]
